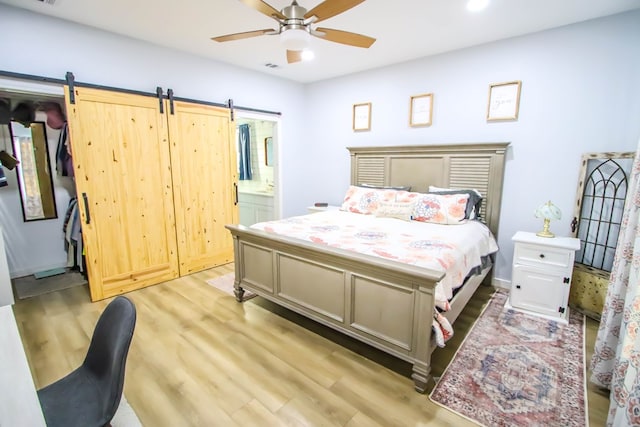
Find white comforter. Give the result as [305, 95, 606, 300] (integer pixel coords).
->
[251, 210, 498, 308]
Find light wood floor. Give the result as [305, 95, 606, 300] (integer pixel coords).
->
[12, 264, 609, 426]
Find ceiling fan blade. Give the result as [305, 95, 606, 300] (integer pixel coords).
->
[211, 29, 275, 42]
[286, 50, 303, 64]
[238, 0, 286, 20]
[304, 0, 366, 23]
[313, 27, 376, 48]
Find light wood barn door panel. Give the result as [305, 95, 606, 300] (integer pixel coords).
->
[167, 101, 238, 275]
[65, 87, 179, 301]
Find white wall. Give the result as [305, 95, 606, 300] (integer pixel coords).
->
[0, 4, 306, 277]
[301, 10, 640, 284]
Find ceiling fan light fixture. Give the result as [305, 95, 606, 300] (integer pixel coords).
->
[467, 0, 489, 12]
[280, 28, 310, 50]
[301, 50, 315, 61]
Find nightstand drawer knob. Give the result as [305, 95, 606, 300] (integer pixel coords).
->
[539, 253, 545, 259]
[515, 285, 521, 289]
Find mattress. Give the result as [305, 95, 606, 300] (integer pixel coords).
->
[250, 210, 498, 308]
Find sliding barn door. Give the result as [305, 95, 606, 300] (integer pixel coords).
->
[167, 101, 238, 275]
[65, 87, 179, 301]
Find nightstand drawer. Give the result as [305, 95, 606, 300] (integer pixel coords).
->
[514, 243, 573, 269]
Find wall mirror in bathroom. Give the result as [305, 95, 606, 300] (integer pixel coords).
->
[9, 120, 58, 221]
[265, 137, 274, 166]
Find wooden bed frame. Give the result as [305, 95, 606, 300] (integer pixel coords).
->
[225, 143, 509, 392]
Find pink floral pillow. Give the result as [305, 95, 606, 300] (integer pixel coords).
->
[340, 186, 409, 214]
[412, 193, 469, 224]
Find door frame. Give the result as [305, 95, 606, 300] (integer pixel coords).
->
[234, 110, 282, 221]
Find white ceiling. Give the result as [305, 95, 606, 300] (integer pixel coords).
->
[2, 0, 639, 83]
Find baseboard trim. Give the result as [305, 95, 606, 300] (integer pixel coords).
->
[10, 263, 68, 279]
[492, 277, 511, 290]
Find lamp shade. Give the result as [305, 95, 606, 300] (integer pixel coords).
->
[534, 201, 561, 238]
[280, 29, 310, 50]
[535, 201, 562, 220]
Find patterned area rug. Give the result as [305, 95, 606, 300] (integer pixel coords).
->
[205, 273, 256, 301]
[430, 290, 586, 427]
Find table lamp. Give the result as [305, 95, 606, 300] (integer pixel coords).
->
[535, 201, 561, 238]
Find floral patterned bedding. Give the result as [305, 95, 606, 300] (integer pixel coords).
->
[250, 210, 498, 309]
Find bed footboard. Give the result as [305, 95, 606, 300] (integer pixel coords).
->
[226, 224, 445, 392]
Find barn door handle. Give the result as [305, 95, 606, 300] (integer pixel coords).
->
[234, 183, 238, 206]
[82, 192, 91, 225]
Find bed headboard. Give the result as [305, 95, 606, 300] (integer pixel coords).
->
[347, 143, 510, 237]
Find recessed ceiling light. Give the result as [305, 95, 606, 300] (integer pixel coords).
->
[301, 50, 315, 61]
[467, 0, 489, 12]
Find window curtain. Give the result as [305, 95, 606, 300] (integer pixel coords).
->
[238, 124, 252, 180]
[590, 139, 640, 426]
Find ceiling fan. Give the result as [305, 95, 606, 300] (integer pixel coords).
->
[211, 0, 376, 64]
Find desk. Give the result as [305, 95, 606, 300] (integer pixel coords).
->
[0, 305, 46, 426]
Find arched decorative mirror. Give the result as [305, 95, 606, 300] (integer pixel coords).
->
[9, 121, 57, 221]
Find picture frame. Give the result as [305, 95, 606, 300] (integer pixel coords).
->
[487, 80, 522, 121]
[409, 93, 433, 127]
[352, 102, 371, 131]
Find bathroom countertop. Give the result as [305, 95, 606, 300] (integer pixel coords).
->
[238, 189, 274, 197]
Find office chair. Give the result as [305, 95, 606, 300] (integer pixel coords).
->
[37, 296, 137, 427]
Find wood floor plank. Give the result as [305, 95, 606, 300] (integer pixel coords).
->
[231, 398, 286, 427]
[11, 264, 609, 426]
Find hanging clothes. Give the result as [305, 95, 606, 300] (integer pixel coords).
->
[56, 123, 74, 177]
[238, 123, 252, 180]
[63, 197, 83, 273]
[0, 160, 7, 188]
[0, 125, 11, 187]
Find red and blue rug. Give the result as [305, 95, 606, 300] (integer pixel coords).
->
[430, 290, 586, 427]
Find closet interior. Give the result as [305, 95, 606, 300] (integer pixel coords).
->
[0, 85, 82, 298]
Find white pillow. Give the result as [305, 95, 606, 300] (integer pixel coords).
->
[412, 193, 469, 225]
[340, 185, 410, 215]
[428, 186, 483, 219]
[375, 201, 415, 221]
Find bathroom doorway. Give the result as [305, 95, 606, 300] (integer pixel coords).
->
[235, 111, 280, 226]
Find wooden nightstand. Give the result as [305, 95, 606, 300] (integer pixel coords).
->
[506, 231, 581, 324]
[307, 205, 340, 214]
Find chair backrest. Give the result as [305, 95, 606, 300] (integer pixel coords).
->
[83, 296, 136, 421]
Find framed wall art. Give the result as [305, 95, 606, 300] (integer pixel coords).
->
[353, 102, 371, 131]
[487, 80, 522, 121]
[409, 93, 433, 127]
